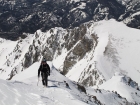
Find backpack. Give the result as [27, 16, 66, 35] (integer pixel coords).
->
[41, 63, 50, 75]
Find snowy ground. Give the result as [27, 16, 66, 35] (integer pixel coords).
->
[99, 73, 140, 104]
[0, 62, 93, 105]
[1, 61, 139, 105]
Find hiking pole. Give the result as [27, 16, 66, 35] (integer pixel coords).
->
[37, 78, 40, 86]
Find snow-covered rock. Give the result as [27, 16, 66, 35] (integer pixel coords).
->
[0, 19, 140, 104]
[99, 74, 140, 104]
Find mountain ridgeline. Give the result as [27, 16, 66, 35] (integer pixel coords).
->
[0, 0, 140, 40]
[1, 0, 140, 104]
[1, 0, 140, 87]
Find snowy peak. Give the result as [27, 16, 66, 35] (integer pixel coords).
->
[121, 75, 139, 90]
[0, 34, 36, 80]
[0, 19, 140, 104]
[99, 74, 140, 103]
[112, 72, 139, 90]
[1, 19, 140, 87]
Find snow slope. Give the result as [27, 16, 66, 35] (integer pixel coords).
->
[92, 19, 140, 84]
[99, 73, 140, 104]
[64, 19, 140, 104]
[1, 19, 140, 86]
[0, 34, 34, 79]
[65, 19, 140, 89]
[0, 19, 140, 104]
[0, 62, 92, 105]
[1, 61, 135, 105]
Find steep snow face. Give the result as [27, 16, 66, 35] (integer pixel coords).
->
[1, 19, 140, 88]
[0, 19, 140, 104]
[91, 19, 140, 86]
[0, 61, 132, 105]
[0, 62, 95, 105]
[66, 19, 140, 88]
[99, 73, 140, 103]
[0, 35, 35, 80]
[0, 38, 17, 66]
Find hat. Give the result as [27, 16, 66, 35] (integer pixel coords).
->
[42, 58, 46, 62]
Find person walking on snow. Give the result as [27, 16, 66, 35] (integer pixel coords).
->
[38, 58, 50, 87]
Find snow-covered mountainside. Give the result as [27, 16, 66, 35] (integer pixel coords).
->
[0, 19, 140, 104]
[0, 62, 97, 105]
[99, 73, 140, 104]
[0, 62, 135, 105]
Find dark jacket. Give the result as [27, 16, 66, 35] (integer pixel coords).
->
[38, 62, 50, 77]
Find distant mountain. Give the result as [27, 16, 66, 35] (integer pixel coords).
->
[0, 0, 140, 40]
[0, 0, 126, 40]
[118, 0, 140, 29]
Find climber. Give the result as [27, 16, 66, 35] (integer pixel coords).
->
[38, 58, 50, 87]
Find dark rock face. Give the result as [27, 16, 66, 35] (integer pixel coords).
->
[0, 0, 126, 40]
[62, 24, 95, 75]
[118, 0, 140, 29]
[1, 0, 140, 40]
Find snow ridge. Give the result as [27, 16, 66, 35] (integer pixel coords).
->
[0, 19, 140, 104]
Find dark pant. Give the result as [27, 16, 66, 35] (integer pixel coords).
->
[41, 72, 48, 86]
